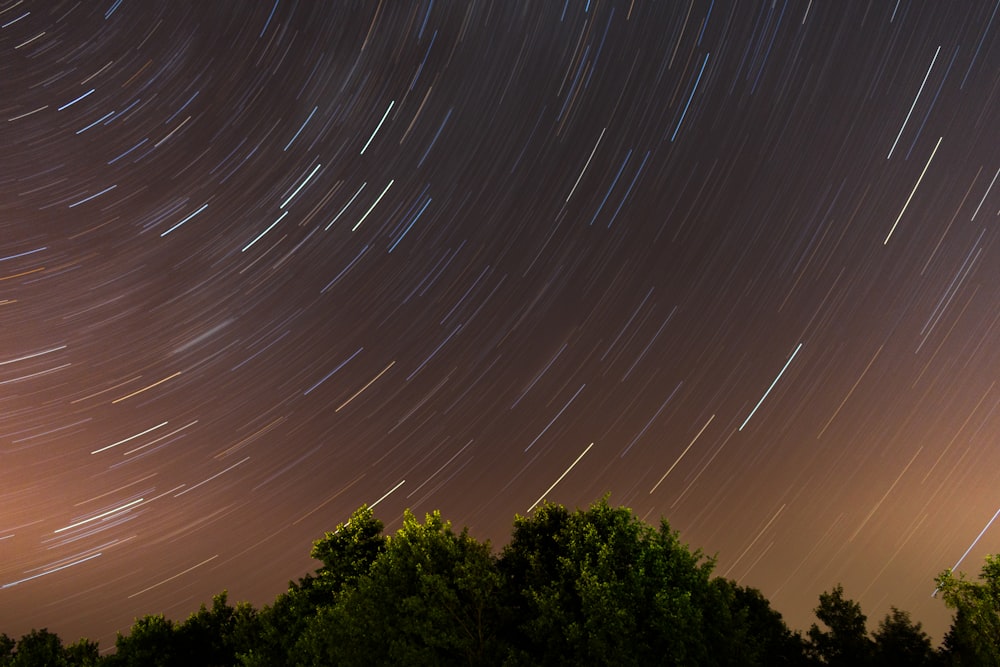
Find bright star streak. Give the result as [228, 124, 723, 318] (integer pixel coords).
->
[528, 442, 595, 512]
[884, 136, 942, 245]
[739, 343, 803, 431]
[360, 100, 395, 154]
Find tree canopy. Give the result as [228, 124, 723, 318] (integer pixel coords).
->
[936, 553, 1000, 666]
[2, 501, 997, 666]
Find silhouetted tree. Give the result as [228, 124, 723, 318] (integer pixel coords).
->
[0, 634, 14, 663]
[238, 578, 321, 667]
[871, 607, 938, 666]
[713, 579, 810, 666]
[806, 585, 874, 666]
[173, 591, 258, 666]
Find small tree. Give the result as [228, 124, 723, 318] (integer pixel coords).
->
[872, 607, 938, 666]
[806, 585, 874, 666]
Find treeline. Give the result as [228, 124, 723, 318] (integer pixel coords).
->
[2, 498, 998, 666]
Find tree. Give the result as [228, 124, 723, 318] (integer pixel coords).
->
[174, 591, 258, 666]
[936, 554, 1000, 666]
[239, 579, 322, 667]
[871, 607, 938, 666]
[62, 638, 100, 667]
[309, 504, 386, 596]
[713, 579, 810, 666]
[106, 614, 177, 667]
[9, 499, 989, 665]
[240, 505, 386, 666]
[0, 631, 97, 667]
[0, 634, 14, 664]
[497, 498, 723, 666]
[296, 509, 503, 666]
[806, 585, 874, 666]
[8, 629, 66, 667]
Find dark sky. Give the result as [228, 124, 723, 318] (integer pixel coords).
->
[1, 0, 998, 648]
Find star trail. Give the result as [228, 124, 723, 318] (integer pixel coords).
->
[1, 0, 998, 647]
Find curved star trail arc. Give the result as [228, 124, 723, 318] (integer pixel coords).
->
[0, 0, 998, 646]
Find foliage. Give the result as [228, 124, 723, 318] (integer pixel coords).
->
[0, 635, 13, 664]
[712, 578, 809, 666]
[498, 498, 717, 665]
[238, 505, 387, 666]
[936, 554, 1000, 666]
[806, 584, 875, 665]
[7, 629, 66, 667]
[173, 591, 259, 666]
[806, 586, 942, 667]
[6, 500, 999, 666]
[871, 607, 938, 666]
[309, 504, 387, 596]
[105, 615, 176, 667]
[296, 509, 502, 666]
[0, 629, 98, 667]
[237, 578, 315, 667]
[62, 638, 101, 667]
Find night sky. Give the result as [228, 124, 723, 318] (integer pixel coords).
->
[1, 0, 998, 648]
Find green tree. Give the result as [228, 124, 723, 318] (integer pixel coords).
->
[175, 591, 258, 666]
[497, 498, 723, 666]
[0, 630, 97, 667]
[9, 629, 66, 667]
[806, 585, 874, 666]
[296, 509, 503, 666]
[107, 614, 177, 667]
[936, 554, 1000, 666]
[0, 634, 14, 664]
[240, 505, 386, 666]
[238, 579, 319, 667]
[713, 579, 810, 666]
[62, 638, 100, 667]
[871, 607, 938, 666]
[309, 504, 386, 595]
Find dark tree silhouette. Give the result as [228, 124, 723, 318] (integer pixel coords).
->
[872, 607, 939, 666]
[806, 585, 874, 666]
